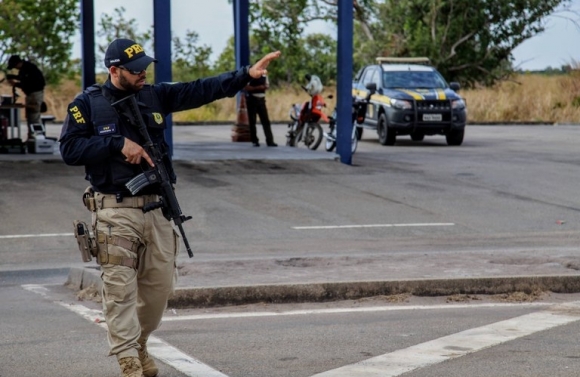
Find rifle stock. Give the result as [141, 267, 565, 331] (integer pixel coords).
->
[111, 95, 194, 258]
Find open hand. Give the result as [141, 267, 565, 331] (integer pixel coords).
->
[249, 51, 281, 78]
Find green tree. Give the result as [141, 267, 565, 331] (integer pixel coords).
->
[212, 36, 236, 73]
[0, 0, 79, 85]
[293, 33, 338, 86]
[240, 0, 573, 87]
[247, 0, 344, 86]
[97, 7, 217, 82]
[249, 0, 308, 84]
[96, 6, 152, 71]
[266, 0, 379, 78]
[172, 30, 213, 82]
[364, 0, 573, 86]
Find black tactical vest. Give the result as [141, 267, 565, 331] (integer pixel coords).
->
[85, 84, 174, 195]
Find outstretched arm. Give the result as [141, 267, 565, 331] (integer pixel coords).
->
[156, 51, 282, 113]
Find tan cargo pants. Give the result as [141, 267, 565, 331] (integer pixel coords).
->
[25, 90, 43, 126]
[93, 192, 179, 360]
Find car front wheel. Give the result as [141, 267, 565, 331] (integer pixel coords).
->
[378, 113, 395, 146]
[446, 129, 464, 146]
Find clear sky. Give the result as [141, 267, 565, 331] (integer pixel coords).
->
[78, 0, 580, 71]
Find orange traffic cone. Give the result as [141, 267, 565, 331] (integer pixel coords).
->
[231, 93, 251, 142]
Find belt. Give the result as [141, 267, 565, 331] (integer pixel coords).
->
[95, 193, 159, 210]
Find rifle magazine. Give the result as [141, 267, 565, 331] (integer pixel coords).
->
[126, 170, 158, 194]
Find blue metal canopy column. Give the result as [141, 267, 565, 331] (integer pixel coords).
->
[336, 0, 354, 165]
[153, 0, 173, 155]
[80, 0, 96, 89]
[231, 0, 251, 142]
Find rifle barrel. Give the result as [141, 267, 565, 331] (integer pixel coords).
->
[177, 223, 193, 257]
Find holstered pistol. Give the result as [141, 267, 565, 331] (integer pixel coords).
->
[73, 220, 97, 262]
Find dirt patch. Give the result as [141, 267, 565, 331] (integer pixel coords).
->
[446, 294, 482, 303]
[356, 294, 410, 304]
[76, 284, 102, 303]
[489, 257, 557, 266]
[565, 262, 580, 271]
[491, 290, 547, 303]
[275, 257, 318, 268]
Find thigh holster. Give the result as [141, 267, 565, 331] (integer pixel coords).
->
[96, 232, 140, 269]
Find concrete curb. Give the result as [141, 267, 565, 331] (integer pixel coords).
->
[65, 266, 101, 290]
[67, 267, 580, 308]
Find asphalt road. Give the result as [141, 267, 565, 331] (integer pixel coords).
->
[5, 279, 580, 377]
[3, 124, 580, 277]
[2, 124, 580, 376]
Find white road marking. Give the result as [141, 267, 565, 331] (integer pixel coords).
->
[162, 302, 553, 322]
[23, 284, 580, 377]
[310, 302, 580, 377]
[0, 225, 453, 236]
[146, 336, 230, 377]
[22, 284, 230, 377]
[0, 233, 73, 239]
[292, 223, 455, 230]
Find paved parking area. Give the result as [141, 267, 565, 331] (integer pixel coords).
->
[3, 123, 580, 376]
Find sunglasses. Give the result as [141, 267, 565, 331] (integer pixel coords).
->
[118, 66, 145, 75]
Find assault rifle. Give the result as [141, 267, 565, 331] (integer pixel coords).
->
[111, 95, 194, 258]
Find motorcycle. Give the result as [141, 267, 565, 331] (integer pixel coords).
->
[286, 75, 329, 150]
[324, 83, 377, 154]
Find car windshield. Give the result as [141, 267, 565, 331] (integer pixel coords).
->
[383, 71, 448, 89]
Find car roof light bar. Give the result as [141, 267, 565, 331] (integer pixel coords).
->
[376, 57, 431, 65]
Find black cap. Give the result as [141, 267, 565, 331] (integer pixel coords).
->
[7, 55, 22, 70]
[104, 39, 157, 72]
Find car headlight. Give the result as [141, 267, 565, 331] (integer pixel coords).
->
[390, 98, 412, 110]
[452, 98, 466, 110]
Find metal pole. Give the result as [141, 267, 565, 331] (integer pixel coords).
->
[80, 0, 96, 89]
[336, 0, 354, 165]
[153, 0, 174, 155]
[232, 0, 251, 142]
[234, 0, 250, 76]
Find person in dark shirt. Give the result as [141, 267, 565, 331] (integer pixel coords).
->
[245, 74, 277, 147]
[6, 55, 46, 127]
[59, 38, 280, 377]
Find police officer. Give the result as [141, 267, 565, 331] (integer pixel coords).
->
[59, 38, 280, 377]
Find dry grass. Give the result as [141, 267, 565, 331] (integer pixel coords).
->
[461, 72, 580, 123]
[3, 73, 579, 123]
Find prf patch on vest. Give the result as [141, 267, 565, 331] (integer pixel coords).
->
[97, 124, 117, 135]
[69, 105, 86, 124]
[152, 113, 163, 125]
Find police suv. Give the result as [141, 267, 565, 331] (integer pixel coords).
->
[352, 57, 467, 146]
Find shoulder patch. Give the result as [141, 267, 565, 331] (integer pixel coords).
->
[68, 104, 86, 124]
